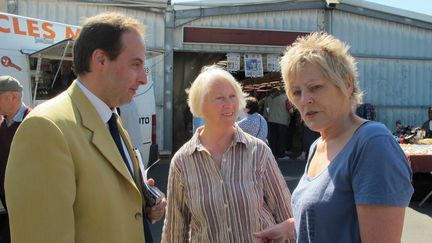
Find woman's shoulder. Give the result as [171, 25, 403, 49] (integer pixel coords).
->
[171, 138, 199, 165]
[256, 112, 266, 121]
[247, 112, 267, 126]
[356, 121, 392, 138]
[351, 121, 399, 150]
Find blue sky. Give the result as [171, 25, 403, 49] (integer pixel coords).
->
[171, 0, 432, 16]
[366, 0, 432, 16]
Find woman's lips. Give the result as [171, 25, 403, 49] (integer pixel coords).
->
[222, 112, 234, 117]
[305, 111, 318, 118]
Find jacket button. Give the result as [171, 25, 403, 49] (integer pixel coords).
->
[134, 212, 142, 220]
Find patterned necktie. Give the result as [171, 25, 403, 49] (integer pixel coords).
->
[107, 113, 132, 175]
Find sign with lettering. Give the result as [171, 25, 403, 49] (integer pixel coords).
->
[0, 12, 80, 51]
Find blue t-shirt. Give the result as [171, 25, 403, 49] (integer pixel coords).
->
[192, 116, 205, 133]
[291, 121, 413, 243]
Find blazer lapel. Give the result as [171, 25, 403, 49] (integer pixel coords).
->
[118, 123, 144, 191]
[67, 82, 138, 189]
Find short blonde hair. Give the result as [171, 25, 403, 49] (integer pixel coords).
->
[280, 32, 363, 109]
[187, 65, 246, 117]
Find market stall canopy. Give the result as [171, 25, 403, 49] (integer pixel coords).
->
[27, 39, 74, 61]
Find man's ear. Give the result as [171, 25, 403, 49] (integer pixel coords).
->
[91, 49, 107, 71]
[10, 92, 20, 101]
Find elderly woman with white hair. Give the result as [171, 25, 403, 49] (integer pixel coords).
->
[255, 32, 413, 243]
[162, 65, 293, 243]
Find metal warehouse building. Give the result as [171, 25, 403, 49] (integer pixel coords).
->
[3, 0, 432, 154]
[168, 0, 432, 151]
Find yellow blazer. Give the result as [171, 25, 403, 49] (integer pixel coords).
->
[5, 82, 147, 243]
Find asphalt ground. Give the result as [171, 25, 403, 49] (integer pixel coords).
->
[147, 157, 432, 243]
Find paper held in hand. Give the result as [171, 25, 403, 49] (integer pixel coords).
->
[0, 199, 5, 214]
[134, 149, 164, 207]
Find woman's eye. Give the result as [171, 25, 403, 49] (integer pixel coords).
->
[292, 90, 301, 96]
[311, 85, 322, 91]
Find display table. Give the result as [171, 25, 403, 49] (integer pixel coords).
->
[400, 144, 432, 206]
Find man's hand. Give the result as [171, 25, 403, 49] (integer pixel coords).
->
[146, 196, 167, 222]
[253, 218, 295, 243]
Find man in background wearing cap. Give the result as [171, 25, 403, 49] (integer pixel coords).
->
[421, 106, 432, 138]
[0, 75, 31, 243]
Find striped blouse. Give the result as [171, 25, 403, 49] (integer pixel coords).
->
[161, 126, 293, 243]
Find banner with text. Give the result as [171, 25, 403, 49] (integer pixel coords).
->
[244, 54, 263, 77]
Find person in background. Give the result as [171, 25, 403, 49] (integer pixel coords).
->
[0, 76, 32, 243]
[237, 106, 248, 121]
[162, 65, 293, 242]
[301, 122, 320, 159]
[259, 89, 274, 121]
[421, 106, 432, 138]
[5, 12, 165, 243]
[254, 32, 413, 243]
[267, 87, 292, 159]
[192, 115, 205, 133]
[51, 61, 76, 97]
[238, 96, 268, 142]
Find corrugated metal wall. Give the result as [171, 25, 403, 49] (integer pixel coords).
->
[172, 6, 432, 131]
[171, 6, 430, 130]
[332, 11, 432, 130]
[174, 9, 324, 53]
[333, 11, 432, 60]
[14, 0, 167, 147]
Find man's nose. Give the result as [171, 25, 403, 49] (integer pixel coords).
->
[138, 71, 148, 85]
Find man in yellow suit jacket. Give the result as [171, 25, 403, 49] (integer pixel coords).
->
[5, 12, 166, 243]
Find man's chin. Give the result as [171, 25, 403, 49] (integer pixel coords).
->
[117, 97, 133, 107]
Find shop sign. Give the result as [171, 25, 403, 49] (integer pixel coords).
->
[244, 54, 263, 77]
[267, 54, 281, 72]
[226, 53, 240, 72]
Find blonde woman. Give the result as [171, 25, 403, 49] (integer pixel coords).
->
[255, 32, 413, 243]
[162, 65, 293, 242]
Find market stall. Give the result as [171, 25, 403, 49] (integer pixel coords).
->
[400, 144, 432, 206]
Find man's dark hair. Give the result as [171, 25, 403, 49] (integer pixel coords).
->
[73, 12, 145, 76]
[245, 96, 259, 114]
